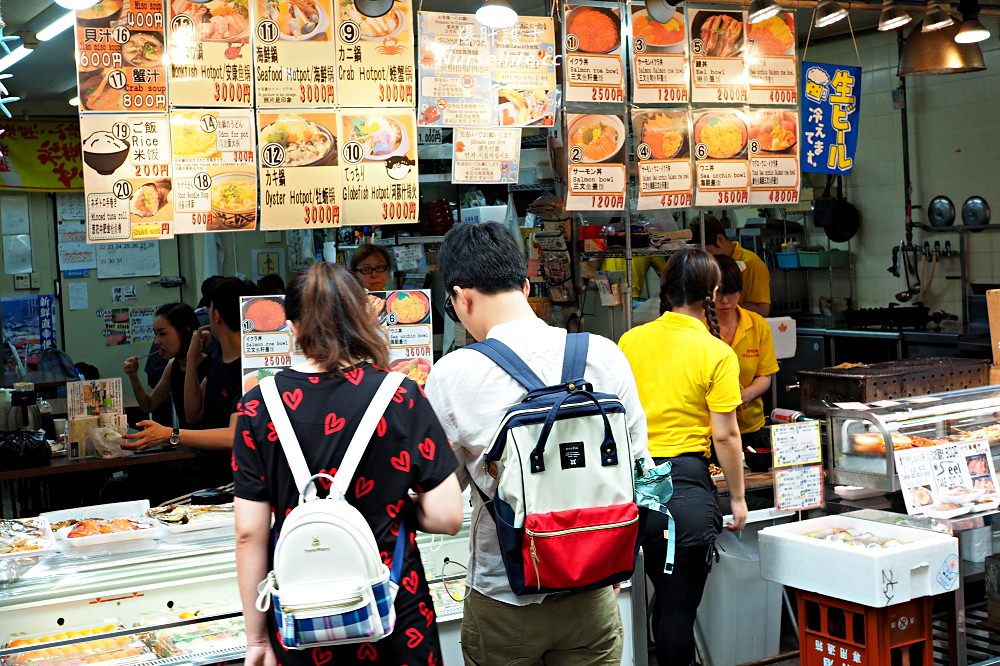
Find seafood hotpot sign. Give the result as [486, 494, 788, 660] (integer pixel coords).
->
[252, 0, 337, 108]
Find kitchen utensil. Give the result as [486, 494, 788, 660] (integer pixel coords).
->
[927, 195, 955, 227]
[825, 175, 860, 243]
[962, 195, 991, 228]
[813, 175, 834, 228]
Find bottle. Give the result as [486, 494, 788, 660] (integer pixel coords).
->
[37, 397, 56, 441]
[771, 408, 812, 423]
[8, 383, 40, 432]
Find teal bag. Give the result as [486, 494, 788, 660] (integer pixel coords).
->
[635, 459, 676, 573]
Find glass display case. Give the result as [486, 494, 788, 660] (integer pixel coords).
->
[828, 385, 1000, 492]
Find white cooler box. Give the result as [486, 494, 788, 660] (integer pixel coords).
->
[759, 514, 959, 608]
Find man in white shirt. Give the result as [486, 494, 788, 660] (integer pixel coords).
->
[425, 222, 650, 666]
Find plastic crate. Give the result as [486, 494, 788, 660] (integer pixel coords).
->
[798, 250, 829, 268]
[829, 249, 850, 268]
[776, 251, 800, 269]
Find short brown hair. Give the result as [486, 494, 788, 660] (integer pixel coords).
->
[285, 263, 389, 373]
[350, 244, 392, 271]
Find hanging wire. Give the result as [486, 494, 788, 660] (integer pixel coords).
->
[802, 6, 818, 61]
[846, 13, 862, 66]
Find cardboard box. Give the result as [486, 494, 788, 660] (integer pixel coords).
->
[988, 289, 1000, 364]
[991, 365, 1000, 386]
[460, 205, 507, 225]
[759, 515, 959, 608]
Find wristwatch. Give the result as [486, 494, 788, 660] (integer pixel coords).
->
[169, 428, 180, 447]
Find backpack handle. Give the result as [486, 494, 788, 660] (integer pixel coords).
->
[525, 390, 618, 474]
[296, 473, 337, 505]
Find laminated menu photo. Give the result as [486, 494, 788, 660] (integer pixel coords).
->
[894, 437, 999, 518]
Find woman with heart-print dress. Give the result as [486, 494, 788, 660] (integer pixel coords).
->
[234, 262, 463, 666]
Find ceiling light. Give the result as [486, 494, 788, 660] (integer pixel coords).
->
[645, 0, 683, 24]
[54, 0, 99, 9]
[476, 0, 517, 29]
[748, 0, 782, 23]
[922, 1, 954, 31]
[68, 96, 79, 106]
[954, 18, 990, 42]
[0, 46, 32, 74]
[814, 0, 848, 27]
[878, 0, 912, 30]
[899, 18, 985, 74]
[37, 12, 75, 41]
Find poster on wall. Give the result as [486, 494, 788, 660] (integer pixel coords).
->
[492, 17, 558, 127]
[630, 7, 688, 105]
[565, 113, 627, 212]
[0, 120, 84, 192]
[692, 108, 749, 207]
[368, 290, 433, 385]
[416, 12, 492, 127]
[633, 110, 693, 210]
[57, 220, 97, 271]
[688, 8, 747, 105]
[240, 295, 307, 395]
[95, 241, 162, 279]
[564, 5, 624, 104]
[335, 0, 416, 108]
[171, 109, 258, 233]
[801, 62, 860, 175]
[167, 0, 253, 107]
[252, 0, 336, 108]
[79, 114, 173, 242]
[0, 295, 58, 357]
[746, 12, 798, 106]
[73, 1, 168, 112]
[452, 128, 521, 184]
[748, 109, 800, 205]
[257, 111, 341, 230]
[339, 110, 419, 224]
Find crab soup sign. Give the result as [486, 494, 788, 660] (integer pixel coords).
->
[336, 0, 416, 108]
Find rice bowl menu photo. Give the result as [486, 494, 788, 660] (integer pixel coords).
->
[563, 4, 624, 104]
[748, 109, 800, 205]
[240, 295, 305, 395]
[253, 0, 337, 108]
[630, 7, 688, 104]
[634, 110, 693, 210]
[368, 290, 433, 386]
[167, 0, 253, 107]
[746, 12, 798, 105]
[335, 0, 415, 108]
[171, 109, 258, 233]
[565, 113, 627, 211]
[692, 108, 749, 207]
[688, 8, 747, 104]
[339, 110, 419, 224]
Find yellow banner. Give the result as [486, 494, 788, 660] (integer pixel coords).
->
[0, 119, 84, 191]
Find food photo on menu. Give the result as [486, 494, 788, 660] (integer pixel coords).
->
[259, 0, 333, 40]
[568, 114, 626, 164]
[746, 11, 795, 56]
[565, 5, 621, 54]
[631, 6, 685, 51]
[690, 10, 744, 57]
[693, 111, 748, 160]
[340, 0, 410, 40]
[635, 111, 689, 161]
[749, 110, 798, 154]
[260, 115, 338, 167]
[174, 0, 251, 42]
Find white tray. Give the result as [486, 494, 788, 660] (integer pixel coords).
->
[42, 501, 156, 548]
[149, 505, 235, 537]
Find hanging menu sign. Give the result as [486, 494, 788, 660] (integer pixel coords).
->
[335, 0, 416, 108]
[688, 8, 747, 105]
[80, 114, 173, 242]
[630, 7, 688, 105]
[171, 109, 258, 233]
[492, 17, 558, 127]
[257, 111, 341, 230]
[370, 290, 433, 385]
[565, 113, 626, 211]
[252, 0, 337, 108]
[452, 128, 521, 184]
[634, 109, 693, 210]
[692, 108, 749, 207]
[416, 13, 491, 127]
[748, 109, 800, 206]
[340, 109, 420, 223]
[74, 1, 168, 112]
[746, 12, 797, 106]
[167, 1, 253, 107]
[240, 295, 306, 395]
[564, 5, 624, 104]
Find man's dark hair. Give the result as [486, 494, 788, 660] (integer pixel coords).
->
[438, 222, 527, 294]
[197, 275, 224, 309]
[208, 277, 257, 331]
[715, 253, 743, 295]
[690, 215, 727, 249]
[257, 273, 286, 295]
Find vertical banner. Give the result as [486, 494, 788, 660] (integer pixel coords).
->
[634, 109, 693, 210]
[748, 109, 800, 205]
[257, 111, 341, 230]
[692, 109, 749, 207]
[565, 113, 627, 211]
[339, 110, 419, 224]
[335, 0, 416, 108]
[416, 13, 491, 127]
[171, 109, 258, 233]
[564, 4, 625, 104]
[746, 12, 797, 105]
[801, 62, 861, 174]
[167, 1, 253, 107]
[253, 0, 337, 108]
[492, 18, 558, 127]
[630, 7, 688, 104]
[452, 128, 521, 184]
[688, 8, 747, 105]
[80, 114, 173, 242]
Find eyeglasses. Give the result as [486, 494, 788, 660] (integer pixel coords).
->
[353, 264, 389, 275]
[444, 295, 459, 323]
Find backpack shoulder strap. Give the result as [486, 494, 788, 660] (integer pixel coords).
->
[467, 338, 545, 391]
[560, 332, 590, 384]
[260, 375, 315, 500]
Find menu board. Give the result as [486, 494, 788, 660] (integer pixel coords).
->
[630, 7, 688, 105]
[253, 0, 336, 108]
[67, 378, 124, 419]
[895, 438, 999, 516]
[369, 290, 433, 385]
[771, 421, 823, 468]
[773, 465, 824, 512]
[340, 110, 419, 223]
[452, 128, 521, 184]
[74, 1, 168, 112]
[171, 109, 258, 233]
[564, 5, 624, 104]
[257, 111, 341, 230]
[80, 114, 173, 242]
[771, 421, 824, 512]
[335, 0, 415, 108]
[746, 12, 798, 106]
[688, 8, 747, 105]
[167, 0, 253, 107]
[565, 113, 627, 211]
[748, 108, 800, 206]
[633, 109, 693, 210]
[492, 17, 558, 127]
[240, 295, 306, 396]
[692, 108, 749, 207]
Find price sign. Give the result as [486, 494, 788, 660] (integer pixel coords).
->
[565, 113, 627, 211]
[634, 109, 693, 210]
[746, 12, 798, 106]
[564, 5, 625, 104]
[748, 108, 800, 205]
[692, 108, 750, 207]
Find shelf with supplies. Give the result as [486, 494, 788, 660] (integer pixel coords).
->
[581, 245, 690, 260]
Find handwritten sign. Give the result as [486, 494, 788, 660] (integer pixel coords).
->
[692, 108, 749, 207]
[748, 108, 800, 206]
[452, 128, 521, 184]
[688, 8, 747, 105]
[634, 109, 693, 210]
[167, 1, 253, 107]
[564, 4, 624, 104]
[801, 61, 861, 175]
[630, 7, 688, 104]
[771, 420, 823, 468]
[774, 464, 824, 512]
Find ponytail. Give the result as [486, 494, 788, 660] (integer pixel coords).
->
[703, 296, 721, 339]
[659, 249, 722, 326]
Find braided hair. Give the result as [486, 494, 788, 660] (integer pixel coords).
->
[658, 249, 723, 339]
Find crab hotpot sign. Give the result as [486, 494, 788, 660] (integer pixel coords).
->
[335, 0, 416, 108]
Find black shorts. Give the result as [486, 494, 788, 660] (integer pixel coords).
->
[644, 454, 722, 549]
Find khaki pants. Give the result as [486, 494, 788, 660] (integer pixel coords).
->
[461, 587, 623, 666]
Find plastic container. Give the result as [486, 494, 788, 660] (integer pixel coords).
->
[4, 621, 157, 666]
[0, 518, 56, 586]
[797, 250, 829, 268]
[828, 249, 850, 268]
[42, 501, 156, 549]
[775, 251, 800, 269]
[695, 508, 794, 666]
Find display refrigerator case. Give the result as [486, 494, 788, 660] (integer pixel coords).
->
[827, 384, 1000, 492]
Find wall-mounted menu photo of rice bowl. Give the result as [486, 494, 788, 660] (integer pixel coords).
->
[635, 111, 689, 160]
[631, 8, 686, 52]
[259, 0, 332, 40]
[341, 114, 411, 162]
[693, 111, 748, 159]
[567, 114, 626, 164]
[259, 114, 338, 167]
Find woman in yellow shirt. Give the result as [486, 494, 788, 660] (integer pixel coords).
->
[714, 254, 780, 472]
[619, 249, 747, 666]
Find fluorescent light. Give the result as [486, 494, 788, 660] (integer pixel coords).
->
[54, 0, 99, 9]
[815, 0, 848, 27]
[37, 12, 75, 41]
[69, 96, 79, 106]
[749, 0, 782, 24]
[0, 46, 32, 74]
[878, 0, 912, 30]
[476, 0, 517, 29]
[954, 18, 990, 42]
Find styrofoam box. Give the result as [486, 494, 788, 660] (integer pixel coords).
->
[759, 515, 959, 608]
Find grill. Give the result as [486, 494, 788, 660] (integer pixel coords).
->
[797, 357, 991, 416]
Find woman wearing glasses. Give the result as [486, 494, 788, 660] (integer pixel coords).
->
[351, 243, 392, 291]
